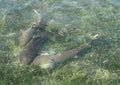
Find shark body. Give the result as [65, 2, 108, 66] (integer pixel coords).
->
[32, 43, 89, 69]
[19, 32, 52, 64]
[19, 19, 42, 46]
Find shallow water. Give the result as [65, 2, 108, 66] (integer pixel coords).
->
[0, 0, 120, 57]
[0, 0, 119, 30]
[0, 0, 120, 85]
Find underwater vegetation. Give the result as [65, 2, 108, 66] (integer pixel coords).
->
[0, 0, 120, 85]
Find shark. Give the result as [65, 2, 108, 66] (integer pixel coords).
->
[32, 34, 99, 69]
[32, 42, 89, 69]
[18, 32, 52, 64]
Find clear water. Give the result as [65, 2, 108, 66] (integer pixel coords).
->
[0, 0, 119, 29]
[0, 0, 120, 55]
[0, 0, 120, 84]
